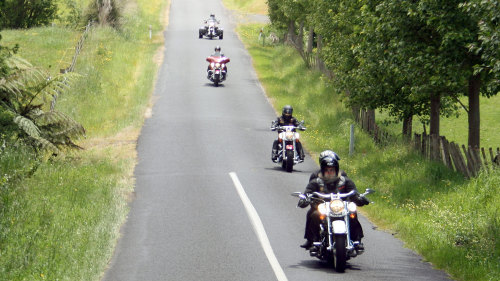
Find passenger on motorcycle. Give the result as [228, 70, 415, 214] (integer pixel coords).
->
[298, 155, 369, 251]
[271, 105, 305, 162]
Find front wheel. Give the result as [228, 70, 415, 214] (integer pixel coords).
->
[334, 235, 347, 272]
[285, 150, 294, 172]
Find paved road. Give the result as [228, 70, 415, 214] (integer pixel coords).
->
[101, 0, 452, 280]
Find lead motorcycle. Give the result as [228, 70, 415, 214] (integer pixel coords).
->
[206, 55, 230, 86]
[292, 188, 374, 272]
[199, 19, 223, 39]
[270, 121, 306, 172]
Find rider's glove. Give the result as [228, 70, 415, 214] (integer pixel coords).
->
[297, 194, 311, 208]
[356, 195, 370, 206]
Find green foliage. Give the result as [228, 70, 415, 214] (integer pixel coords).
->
[0, 0, 58, 28]
[58, 0, 85, 27]
[238, 23, 499, 281]
[268, 0, 500, 144]
[460, 0, 500, 95]
[0, 55, 85, 154]
[0, 0, 165, 278]
[83, 0, 122, 28]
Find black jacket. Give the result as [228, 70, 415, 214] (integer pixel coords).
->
[273, 116, 301, 132]
[304, 172, 368, 206]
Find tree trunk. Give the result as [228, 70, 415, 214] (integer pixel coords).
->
[316, 34, 322, 71]
[307, 26, 314, 53]
[367, 109, 375, 133]
[402, 114, 413, 140]
[468, 74, 481, 148]
[296, 20, 304, 52]
[98, 0, 112, 26]
[429, 93, 440, 136]
[286, 20, 295, 45]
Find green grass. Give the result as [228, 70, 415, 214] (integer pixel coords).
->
[222, 0, 268, 15]
[376, 95, 500, 149]
[0, 0, 167, 280]
[237, 23, 500, 281]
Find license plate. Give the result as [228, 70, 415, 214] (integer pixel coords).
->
[286, 145, 293, 150]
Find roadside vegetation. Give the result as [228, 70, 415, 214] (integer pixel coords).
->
[237, 23, 499, 281]
[0, 0, 167, 280]
[222, 0, 268, 15]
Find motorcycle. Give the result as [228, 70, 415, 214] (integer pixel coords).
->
[292, 188, 375, 272]
[270, 121, 306, 172]
[199, 19, 223, 39]
[206, 55, 230, 86]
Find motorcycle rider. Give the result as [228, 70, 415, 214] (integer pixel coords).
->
[309, 150, 344, 181]
[207, 46, 228, 80]
[271, 105, 305, 162]
[205, 13, 220, 24]
[298, 155, 369, 252]
[211, 45, 224, 57]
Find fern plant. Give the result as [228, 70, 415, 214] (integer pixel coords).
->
[0, 55, 85, 155]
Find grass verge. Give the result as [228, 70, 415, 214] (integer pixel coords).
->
[237, 23, 500, 281]
[0, 0, 168, 280]
[222, 0, 268, 15]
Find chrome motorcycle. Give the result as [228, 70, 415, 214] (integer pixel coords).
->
[292, 188, 374, 272]
[270, 121, 306, 172]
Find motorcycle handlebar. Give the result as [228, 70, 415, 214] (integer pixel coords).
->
[312, 190, 356, 199]
[270, 125, 306, 131]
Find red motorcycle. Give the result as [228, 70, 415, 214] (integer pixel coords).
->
[206, 55, 230, 87]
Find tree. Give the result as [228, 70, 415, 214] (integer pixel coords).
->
[0, 0, 58, 28]
[0, 55, 85, 155]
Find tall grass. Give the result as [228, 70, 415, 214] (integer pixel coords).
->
[222, 0, 268, 15]
[237, 23, 500, 281]
[0, 0, 167, 280]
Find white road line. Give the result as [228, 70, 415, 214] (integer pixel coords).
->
[229, 172, 288, 281]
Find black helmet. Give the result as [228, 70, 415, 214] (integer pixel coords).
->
[319, 150, 340, 163]
[210, 14, 215, 17]
[282, 105, 293, 120]
[215, 45, 221, 52]
[320, 156, 339, 175]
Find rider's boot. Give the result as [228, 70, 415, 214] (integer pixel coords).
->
[300, 239, 313, 249]
[353, 241, 365, 254]
[296, 142, 305, 162]
[272, 149, 278, 163]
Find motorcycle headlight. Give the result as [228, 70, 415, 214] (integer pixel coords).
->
[330, 199, 345, 214]
[210, 62, 215, 68]
[285, 131, 294, 141]
[215, 63, 221, 68]
[347, 202, 357, 213]
[317, 203, 329, 215]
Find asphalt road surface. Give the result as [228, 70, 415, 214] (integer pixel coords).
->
[101, 0, 453, 280]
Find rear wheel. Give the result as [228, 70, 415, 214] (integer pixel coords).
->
[285, 150, 294, 172]
[334, 235, 347, 272]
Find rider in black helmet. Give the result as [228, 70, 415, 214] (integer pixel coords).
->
[298, 155, 369, 251]
[271, 105, 306, 162]
[212, 45, 222, 56]
[309, 150, 345, 181]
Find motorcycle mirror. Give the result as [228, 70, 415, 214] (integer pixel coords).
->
[291, 192, 302, 197]
[364, 188, 375, 194]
